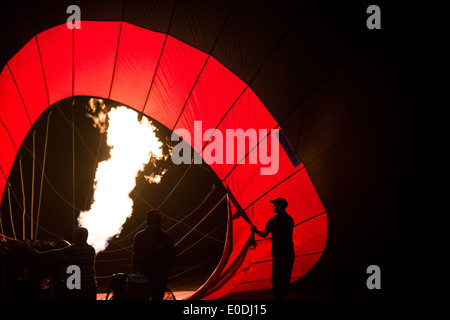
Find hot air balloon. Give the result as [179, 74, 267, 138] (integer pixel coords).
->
[0, 0, 447, 300]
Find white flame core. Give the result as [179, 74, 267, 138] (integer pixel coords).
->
[78, 106, 164, 253]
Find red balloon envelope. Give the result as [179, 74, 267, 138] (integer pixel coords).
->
[0, 21, 327, 299]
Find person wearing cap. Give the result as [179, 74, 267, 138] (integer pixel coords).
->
[251, 197, 295, 300]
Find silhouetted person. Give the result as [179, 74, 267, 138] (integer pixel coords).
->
[29, 228, 96, 300]
[251, 198, 294, 300]
[60, 227, 97, 300]
[132, 210, 175, 300]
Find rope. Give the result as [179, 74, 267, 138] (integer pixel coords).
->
[7, 183, 16, 239]
[72, 105, 76, 233]
[0, 169, 6, 236]
[35, 111, 51, 239]
[170, 256, 220, 280]
[174, 194, 227, 247]
[55, 103, 96, 161]
[3, 173, 65, 240]
[98, 243, 132, 254]
[165, 186, 216, 233]
[137, 193, 224, 244]
[18, 156, 26, 240]
[0, 211, 4, 236]
[107, 239, 133, 254]
[21, 143, 84, 212]
[176, 221, 226, 258]
[157, 164, 192, 210]
[102, 185, 224, 255]
[30, 130, 35, 240]
[83, 132, 103, 211]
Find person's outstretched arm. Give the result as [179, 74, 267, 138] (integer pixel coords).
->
[250, 225, 269, 238]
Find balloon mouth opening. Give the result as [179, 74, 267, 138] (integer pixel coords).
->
[1, 96, 228, 295]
